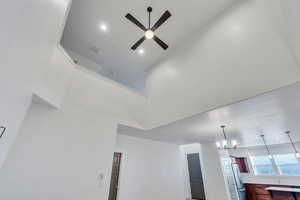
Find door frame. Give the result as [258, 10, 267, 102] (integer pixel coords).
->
[183, 151, 208, 200]
[109, 152, 123, 200]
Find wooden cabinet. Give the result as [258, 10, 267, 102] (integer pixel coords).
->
[245, 184, 296, 200]
[235, 157, 249, 173]
[231, 156, 249, 173]
[271, 191, 295, 200]
[246, 184, 257, 200]
[246, 184, 272, 200]
[256, 195, 272, 200]
[254, 185, 270, 195]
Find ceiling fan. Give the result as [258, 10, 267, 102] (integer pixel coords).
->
[125, 7, 171, 50]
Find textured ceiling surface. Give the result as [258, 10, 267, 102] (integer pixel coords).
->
[61, 0, 237, 91]
[119, 83, 300, 147]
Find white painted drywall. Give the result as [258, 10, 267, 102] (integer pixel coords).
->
[146, 0, 300, 128]
[66, 49, 115, 80]
[0, 102, 117, 200]
[180, 143, 230, 200]
[278, 0, 300, 65]
[34, 46, 75, 108]
[0, 0, 71, 167]
[0, 0, 149, 170]
[0, 66, 148, 200]
[201, 143, 230, 200]
[115, 134, 186, 200]
[65, 48, 147, 93]
[65, 49, 148, 98]
[0, 1, 149, 199]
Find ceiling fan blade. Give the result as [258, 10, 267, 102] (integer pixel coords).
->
[131, 36, 146, 50]
[151, 10, 171, 31]
[153, 35, 168, 50]
[125, 13, 147, 31]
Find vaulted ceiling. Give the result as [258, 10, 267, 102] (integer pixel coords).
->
[61, 0, 237, 92]
[62, 0, 300, 147]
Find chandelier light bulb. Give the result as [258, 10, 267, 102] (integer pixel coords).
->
[216, 142, 221, 149]
[231, 140, 238, 147]
[296, 152, 300, 158]
[222, 140, 228, 148]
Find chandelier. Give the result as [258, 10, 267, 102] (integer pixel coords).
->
[216, 125, 238, 150]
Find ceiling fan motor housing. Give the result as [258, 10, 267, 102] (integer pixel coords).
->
[147, 7, 153, 13]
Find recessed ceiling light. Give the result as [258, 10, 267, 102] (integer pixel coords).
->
[138, 49, 145, 55]
[100, 23, 108, 32]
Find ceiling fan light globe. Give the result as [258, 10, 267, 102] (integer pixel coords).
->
[145, 30, 154, 39]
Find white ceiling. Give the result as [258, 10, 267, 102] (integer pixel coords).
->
[119, 82, 300, 147]
[61, 0, 237, 92]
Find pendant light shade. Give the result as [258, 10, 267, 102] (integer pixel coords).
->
[0, 126, 5, 139]
[260, 134, 273, 160]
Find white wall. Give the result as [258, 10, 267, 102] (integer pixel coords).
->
[279, 0, 300, 66]
[115, 134, 185, 200]
[0, 0, 149, 170]
[34, 46, 75, 108]
[180, 143, 230, 200]
[0, 102, 116, 200]
[66, 49, 115, 81]
[0, 0, 71, 168]
[65, 49, 147, 94]
[146, 0, 300, 128]
[0, 66, 148, 200]
[0, 1, 148, 199]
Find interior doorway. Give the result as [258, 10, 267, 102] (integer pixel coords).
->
[108, 152, 122, 200]
[187, 153, 206, 200]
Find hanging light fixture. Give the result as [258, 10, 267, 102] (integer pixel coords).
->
[216, 125, 238, 150]
[260, 134, 273, 160]
[285, 131, 300, 158]
[0, 126, 6, 139]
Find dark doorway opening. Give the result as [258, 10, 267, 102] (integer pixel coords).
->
[187, 153, 206, 200]
[108, 152, 122, 200]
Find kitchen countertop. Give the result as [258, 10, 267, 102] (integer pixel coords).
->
[242, 175, 300, 187]
[266, 187, 300, 193]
